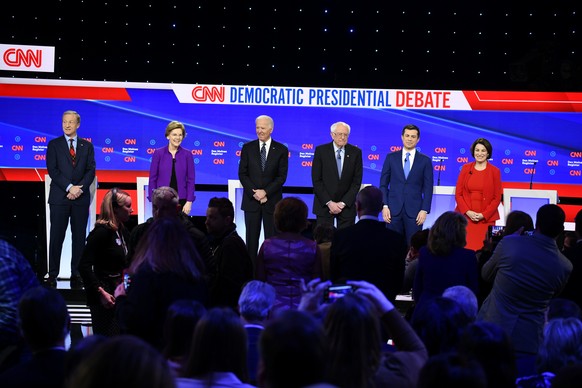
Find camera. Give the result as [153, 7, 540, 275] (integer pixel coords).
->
[487, 225, 505, 242]
[324, 284, 355, 303]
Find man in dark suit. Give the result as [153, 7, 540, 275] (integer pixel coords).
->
[238, 115, 288, 263]
[46, 110, 96, 289]
[330, 185, 407, 303]
[380, 124, 433, 244]
[311, 121, 363, 229]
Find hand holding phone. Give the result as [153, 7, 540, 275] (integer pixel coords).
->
[324, 284, 355, 303]
[123, 272, 131, 290]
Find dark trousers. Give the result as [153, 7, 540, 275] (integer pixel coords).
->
[244, 207, 274, 264]
[316, 211, 356, 230]
[388, 211, 420, 246]
[48, 203, 89, 278]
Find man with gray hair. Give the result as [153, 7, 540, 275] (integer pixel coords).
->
[443, 285, 478, 322]
[312, 121, 363, 229]
[238, 280, 276, 385]
[127, 186, 213, 269]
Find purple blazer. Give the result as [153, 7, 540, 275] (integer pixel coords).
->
[148, 145, 195, 201]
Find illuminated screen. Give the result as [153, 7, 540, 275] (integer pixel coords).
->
[1, 79, 581, 190]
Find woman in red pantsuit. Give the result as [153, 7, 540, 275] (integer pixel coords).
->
[455, 138, 502, 250]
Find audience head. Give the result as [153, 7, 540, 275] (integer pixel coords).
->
[537, 317, 582, 374]
[162, 299, 207, 362]
[412, 296, 472, 356]
[205, 197, 235, 237]
[355, 185, 383, 216]
[19, 286, 70, 351]
[182, 307, 249, 382]
[274, 197, 309, 233]
[65, 334, 108, 383]
[417, 353, 487, 388]
[442, 285, 478, 322]
[458, 321, 517, 388]
[547, 298, 582, 322]
[313, 222, 335, 244]
[428, 211, 468, 256]
[575, 209, 582, 234]
[130, 217, 205, 282]
[259, 310, 327, 388]
[98, 187, 132, 230]
[66, 335, 175, 388]
[151, 186, 180, 219]
[409, 228, 430, 258]
[504, 210, 534, 236]
[536, 204, 566, 239]
[323, 293, 381, 388]
[238, 280, 276, 324]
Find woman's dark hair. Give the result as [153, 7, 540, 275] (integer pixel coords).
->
[162, 300, 207, 363]
[324, 293, 381, 388]
[471, 138, 493, 159]
[274, 197, 309, 233]
[182, 307, 249, 383]
[503, 210, 534, 236]
[428, 211, 468, 256]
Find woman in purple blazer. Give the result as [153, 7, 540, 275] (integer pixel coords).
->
[148, 121, 196, 214]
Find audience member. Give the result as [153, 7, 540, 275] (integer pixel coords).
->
[547, 298, 582, 322]
[312, 223, 335, 281]
[478, 204, 573, 377]
[0, 238, 40, 373]
[412, 211, 479, 320]
[476, 210, 534, 306]
[178, 307, 254, 387]
[115, 217, 208, 351]
[401, 228, 429, 295]
[205, 197, 253, 310]
[442, 285, 479, 322]
[255, 197, 322, 311]
[552, 362, 582, 388]
[330, 185, 407, 303]
[127, 186, 213, 270]
[238, 280, 276, 386]
[560, 209, 582, 309]
[411, 296, 472, 356]
[325, 280, 428, 388]
[66, 334, 175, 388]
[258, 309, 332, 388]
[162, 299, 207, 377]
[458, 321, 517, 388]
[64, 334, 108, 385]
[78, 188, 133, 336]
[516, 317, 582, 388]
[0, 286, 70, 388]
[417, 353, 487, 388]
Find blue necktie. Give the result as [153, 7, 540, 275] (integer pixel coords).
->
[404, 152, 410, 179]
[260, 142, 267, 171]
[336, 148, 342, 177]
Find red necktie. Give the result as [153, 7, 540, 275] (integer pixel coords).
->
[69, 139, 76, 166]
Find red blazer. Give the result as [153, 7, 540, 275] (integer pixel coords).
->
[455, 161, 502, 223]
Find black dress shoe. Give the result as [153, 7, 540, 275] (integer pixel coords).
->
[44, 276, 57, 288]
[70, 276, 84, 290]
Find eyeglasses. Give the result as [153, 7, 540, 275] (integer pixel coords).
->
[333, 132, 349, 138]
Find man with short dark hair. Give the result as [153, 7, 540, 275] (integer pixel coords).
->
[205, 197, 253, 310]
[478, 204, 573, 377]
[330, 185, 407, 303]
[559, 208, 582, 310]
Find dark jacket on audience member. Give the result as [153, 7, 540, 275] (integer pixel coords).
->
[116, 262, 209, 351]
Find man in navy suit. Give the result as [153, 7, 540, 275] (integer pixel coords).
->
[238, 115, 288, 263]
[380, 124, 433, 244]
[46, 110, 96, 288]
[311, 121, 363, 229]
